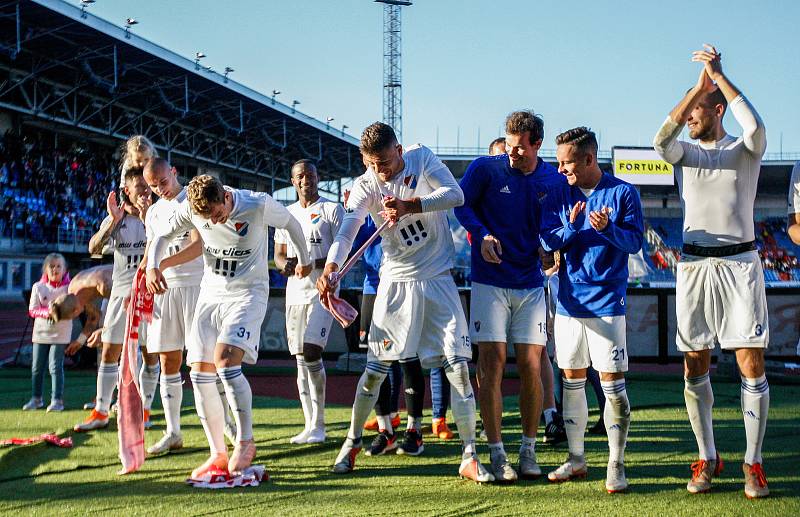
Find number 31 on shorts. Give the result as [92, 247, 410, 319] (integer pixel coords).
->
[237, 327, 251, 340]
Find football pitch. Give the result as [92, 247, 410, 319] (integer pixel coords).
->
[1, 368, 798, 516]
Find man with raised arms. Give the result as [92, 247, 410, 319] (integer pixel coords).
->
[317, 122, 493, 483]
[274, 159, 343, 444]
[73, 167, 159, 432]
[653, 44, 770, 499]
[147, 174, 311, 479]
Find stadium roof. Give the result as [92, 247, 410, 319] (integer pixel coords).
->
[0, 0, 362, 186]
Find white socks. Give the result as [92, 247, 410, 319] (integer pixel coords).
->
[218, 366, 253, 442]
[741, 375, 769, 465]
[346, 362, 390, 441]
[191, 371, 227, 455]
[377, 414, 394, 433]
[139, 362, 160, 411]
[562, 377, 588, 457]
[306, 359, 326, 430]
[520, 435, 536, 455]
[96, 362, 118, 414]
[407, 415, 422, 432]
[161, 372, 183, 435]
[601, 379, 630, 464]
[543, 407, 557, 426]
[443, 357, 477, 458]
[216, 376, 235, 431]
[488, 441, 506, 460]
[684, 373, 716, 460]
[295, 357, 312, 430]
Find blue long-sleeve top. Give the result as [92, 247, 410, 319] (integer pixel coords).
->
[454, 155, 564, 289]
[351, 218, 382, 295]
[539, 173, 644, 317]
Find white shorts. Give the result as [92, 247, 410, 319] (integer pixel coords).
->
[188, 296, 267, 365]
[368, 274, 471, 368]
[286, 299, 334, 355]
[101, 295, 146, 346]
[554, 314, 627, 373]
[676, 251, 769, 351]
[147, 285, 200, 353]
[470, 282, 547, 345]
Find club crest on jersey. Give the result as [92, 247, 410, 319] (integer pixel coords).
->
[310, 213, 321, 225]
[403, 174, 418, 189]
[474, 321, 481, 332]
[382, 339, 392, 351]
[234, 222, 249, 236]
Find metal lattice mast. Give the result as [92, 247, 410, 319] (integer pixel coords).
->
[376, 1, 411, 142]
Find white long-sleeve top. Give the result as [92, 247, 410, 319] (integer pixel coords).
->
[327, 144, 464, 281]
[147, 187, 309, 302]
[653, 95, 766, 247]
[29, 280, 71, 344]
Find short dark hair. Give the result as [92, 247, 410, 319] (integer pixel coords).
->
[360, 122, 398, 155]
[700, 88, 728, 112]
[488, 137, 506, 153]
[123, 165, 144, 183]
[291, 159, 317, 176]
[555, 126, 598, 157]
[505, 110, 544, 145]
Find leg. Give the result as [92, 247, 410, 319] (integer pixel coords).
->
[540, 346, 556, 423]
[397, 357, 425, 455]
[476, 342, 506, 446]
[48, 344, 66, 408]
[97, 342, 122, 413]
[189, 361, 229, 478]
[291, 353, 313, 443]
[736, 348, 769, 477]
[547, 368, 589, 482]
[215, 344, 255, 475]
[600, 371, 629, 493]
[139, 347, 160, 418]
[159, 350, 184, 435]
[587, 366, 607, 434]
[27, 344, 47, 407]
[302, 343, 327, 441]
[684, 350, 716, 460]
[431, 366, 453, 439]
[515, 344, 544, 440]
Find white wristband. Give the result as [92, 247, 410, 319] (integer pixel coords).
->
[76, 333, 88, 345]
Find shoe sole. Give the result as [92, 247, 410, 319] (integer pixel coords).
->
[74, 422, 109, 432]
[365, 442, 397, 456]
[459, 474, 493, 484]
[492, 476, 517, 485]
[548, 471, 588, 483]
[519, 472, 542, 480]
[396, 444, 424, 456]
[745, 491, 769, 499]
[607, 485, 629, 493]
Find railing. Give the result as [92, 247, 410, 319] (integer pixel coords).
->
[56, 227, 93, 253]
[434, 146, 800, 162]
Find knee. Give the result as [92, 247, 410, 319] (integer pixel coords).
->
[302, 344, 323, 363]
[477, 353, 504, 386]
[363, 363, 389, 391]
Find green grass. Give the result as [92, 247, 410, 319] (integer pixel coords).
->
[0, 368, 798, 516]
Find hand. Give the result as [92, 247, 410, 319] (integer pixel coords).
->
[539, 247, 555, 270]
[692, 44, 723, 82]
[381, 196, 416, 223]
[65, 339, 83, 356]
[135, 194, 152, 223]
[695, 65, 715, 94]
[316, 263, 340, 297]
[106, 191, 124, 222]
[295, 262, 313, 278]
[589, 206, 612, 231]
[146, 267, 168, 294]
[480, 235, 503, 264]
[87, 329, 103, 348]
[281, 257, 298, 277]
[569, 201, 586, 224]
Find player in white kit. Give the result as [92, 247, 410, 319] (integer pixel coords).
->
[274, 159, 343, 445]
[147, 174, 311, 479]
[788, 161, 800, 246]
[141, 157, 205, 454]
[73, 166, 159, 432]
[317, 122, 493, 483]
[653, 45, 770, 498]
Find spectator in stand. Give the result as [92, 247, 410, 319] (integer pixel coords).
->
[23, 253, 72, 412]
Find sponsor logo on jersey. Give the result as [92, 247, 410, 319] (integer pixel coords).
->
[500, 185, 511, 194]
[403, 174, 418, 189]
[234, 221, 249, 236]
[203, 222, 211, 229]
[205, 245, 253, 257]
[382, 338, 392, 351]
[474, 321, 481, 332]
[310, 213, 321, 225]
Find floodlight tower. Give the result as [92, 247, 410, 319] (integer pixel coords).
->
[375, 0, 411, 143]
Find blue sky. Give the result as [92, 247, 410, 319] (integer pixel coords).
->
[73, 0, 800, 155]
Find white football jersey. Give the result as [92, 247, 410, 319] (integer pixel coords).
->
[145, 187, 203, 288]
[275, 197, 343, 305]
[150, 188, 294, 302]
[339, 144, 458, 280]
[103, 213, 147, 298]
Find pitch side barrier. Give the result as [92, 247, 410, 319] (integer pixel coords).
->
[259, 286, 800, 363]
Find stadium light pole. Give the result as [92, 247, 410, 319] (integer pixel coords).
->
[271, 89, 281, 105]
[375, 0, 412, 143]
[194, 52, 206, 71]
[326, 117, 334, 130]
[291, 100, 300, 113]
[80, 0, 95, 19]
[341, 124, 348, 136]
[224, 66, 234, 83]
[124, 18, 138, 39]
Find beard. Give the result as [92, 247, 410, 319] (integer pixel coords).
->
[689, 123, 715, 142]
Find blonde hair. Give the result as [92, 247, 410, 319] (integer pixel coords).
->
[42, 253, 66, 276]
[119, 135, 158, 185]
[187, 174, 226, 217]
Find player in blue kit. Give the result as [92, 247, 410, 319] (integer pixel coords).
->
[539, 127, 643, 493]
[455, 110, 565, 483]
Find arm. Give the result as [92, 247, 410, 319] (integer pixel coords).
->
[160, 230, 203, 270]
[419, 151, 464, 212]
[88, 192, 125, 255]
[28, 284, 50, 319]
[146, 203, 194, 293]
[65, 302, 101, 355]
[593, 188, 644, 254]
[539, 193, 583, 253]
[453, 160, 491, 240]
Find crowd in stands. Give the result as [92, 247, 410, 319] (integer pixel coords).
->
[757, 219, 799, 281]
[0, 130, 117, 243]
